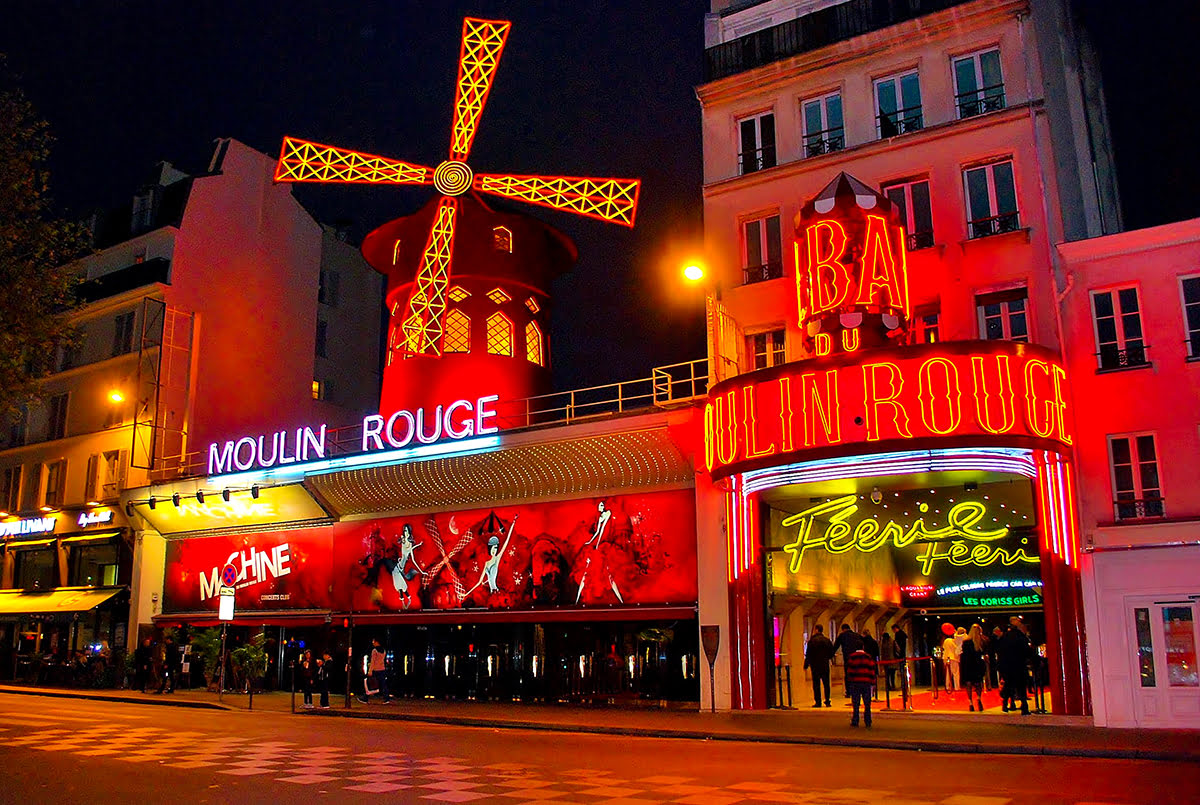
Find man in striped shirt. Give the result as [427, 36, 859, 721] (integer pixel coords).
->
[845, 647, 878, 728]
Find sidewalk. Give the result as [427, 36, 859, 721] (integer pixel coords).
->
[2, 683, 1196, 762]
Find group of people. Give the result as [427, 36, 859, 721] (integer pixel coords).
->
[941, 617, 1036, 715]
[295, 648, 335, 709]
[804, 623, 899, 728]
[134, 636, 183, 694]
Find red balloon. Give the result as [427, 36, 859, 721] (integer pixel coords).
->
[941, 622, 956, 636]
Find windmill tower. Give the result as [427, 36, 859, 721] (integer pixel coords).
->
[274, 18, 640, 419]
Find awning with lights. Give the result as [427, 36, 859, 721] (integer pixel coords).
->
[0, 587, 125, 617]
[152, 610, 331, 628]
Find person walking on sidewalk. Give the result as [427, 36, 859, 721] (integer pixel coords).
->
[845, 647, 878, 728]
[317, 652, 332, 709]
[861, 629, 880, 699]
[135, 638, 153, 692]
[803, 625, 835, 707]
[998, 617, 1032, 715]
[942, 627, 962, 694]
[831, 624, 863, 698]
[156, 637, 180, 694]
[361, 639, 391, 704]
[299, 649, 316, 709]
[960, 624, 986, 711]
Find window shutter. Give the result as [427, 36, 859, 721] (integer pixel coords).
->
[24, 463, 43, 511]
[84, 454, 99, 502]
[117, 450, 129, 491]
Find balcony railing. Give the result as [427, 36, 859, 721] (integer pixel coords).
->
[968, 211, 1021, 239]
[804, 128, 845, 158]
[907, 230, 935, 251]
[738, 145, 777, 175]
[878, 107, 923, 137]
[705, 0, 975, 81]
[956, 85, 1007, 119]
[1097, 343, 1150, 371]
[1115, 496, 1165, 521]
[743, 261, 785, 285]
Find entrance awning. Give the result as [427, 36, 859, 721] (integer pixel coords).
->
[0, 587, 124, 616]
[153, 610, 331, 628]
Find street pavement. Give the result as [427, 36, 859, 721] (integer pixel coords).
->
[0, 691, 1198, 804]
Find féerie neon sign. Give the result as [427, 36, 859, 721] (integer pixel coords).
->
[780, 495, 1038, 575]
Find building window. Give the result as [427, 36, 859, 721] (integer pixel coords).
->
[71, 542, 119, 587]
[448, 286, 471, 303]
[318, 270, 340, 306]
[1092, 287, 1148, 370]
[486, 287, 512, 304]
[1109, 434, 1163, 520]
[748, 329, 785, 370]
[486, 313, 513, 356]
[1, 465, 21, 513]
[112, 311, 135, 357]
[311, 379, 333, 402]
[875, 71, 923, 137]
[524, 297, 540, 314]
[311, 379, 322, 400]
[315, 319, 328, 358]
[525, 321, 544, 366]
[954, 49, 1006, 119]
[55, 331, 81, 373]
[100, 450, 124, 499]
[16, 548, 55, 590]
[1179, 276, 1200, 358]
[47, 393, 68, 441]
[44, 459, 66, 508]
[493, 226, 513, 253]
[964, 160, 1019, 238]
[882, 178, 934, 250]
[742, 214, 782, 284]
[738, 111, 776, 175]
[976, 288, 1028, 342]
[8, 406, 27, 448]
[914, 310, 940, 343]
[444, 309, 471, 353]
[801, 92, 844, 158]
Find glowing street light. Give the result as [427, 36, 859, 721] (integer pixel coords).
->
[682, 262, 706, 283]
[107, 390, 125, 404]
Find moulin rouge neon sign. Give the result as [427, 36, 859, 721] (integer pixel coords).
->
[704, 341, 1071, 479]
[781, 495, 1038, 575]
[207, 394, 499, 476]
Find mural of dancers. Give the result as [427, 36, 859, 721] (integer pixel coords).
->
[462, 515, 518, 598]
[576, 500, 624, 604]
[391, 524, 426, 609]
[359, 523, 426, 609]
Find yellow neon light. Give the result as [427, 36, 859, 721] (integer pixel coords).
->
[444, 309, 471, 353]
[486, 312, 513, 356]
[450, 18, 511, 160]
[524, 320, 544, 365]
[274, 137, 430, 184]
[399, 198, 458, 358]
[475, 174, 640, 226]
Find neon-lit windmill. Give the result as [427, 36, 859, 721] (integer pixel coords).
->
[274, 17, 640, 370]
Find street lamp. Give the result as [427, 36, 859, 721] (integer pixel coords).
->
[107, 389, 125, 404]
[682, 262, 706, 283]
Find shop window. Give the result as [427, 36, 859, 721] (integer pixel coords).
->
[964, 159, 1019, 238]
[954, 48, 1006, 118]
[748, 329, 785, 370]
[525, 297, 540, 314]
[16, 548, 55, 590]
[72, 542, 119, 587]
[112, 311, 135, 357]
[525, 321, 544, 366]
[1, 465, 21, 513]
[738, 111, 776, 174]
[486, 313, 513, 356]
[315, 319, 328, 358]
[493, 226, 513, 253]
[976, 287, 1028, 342]
[1092, 287, 1148, 370]
[318, 269, 340, 306]
[486, 287, 511, 304]
[1108, 433, 1163, 520]
[743, 214, 782, 284]
[448, 286, 471, 303]
[882, 178, 934, 250]
[875, 70, 923, 137]
[47, 393, 68, 441]
[1179, 276, 1200, 358]
[801, 92, 844, 157]
[1162, 606, 1199, 687]
[1134, 608, 1156, 687]
[44, 459, 66, 508]
[444, 309, 471, 353]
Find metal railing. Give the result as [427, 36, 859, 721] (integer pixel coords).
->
[968, 211, 1021, 239]
[878, 107, 923, 137]
[804, 128, 845, 158]
[705, 0, 975, 81]
[1097, 343, 1149, 371]
[1115, 497, 1165, 521]
[743, 261, 785, 285]
[738, 145, 777, 175]
[956, 85, 1007, 118]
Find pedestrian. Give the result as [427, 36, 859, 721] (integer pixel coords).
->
[157, 637, 180, 694]
[360, 638, 391, 703]
[891, 624, 908, 659]
[988, 625, 1004, 689]
[300, 649, 315, 708]
[879, 632, 895, 690]
[960, 624, 986, 711]
[831, 624, 863, 698]
[803, 624, 835, 707]
[941, 626, 961, 694]
[318, 652, 332, 709]
[135, 638, 153, 692]
[861, 629, 880, 698]
[845, 646, 878, 728]
[997, 616, 1031, 715]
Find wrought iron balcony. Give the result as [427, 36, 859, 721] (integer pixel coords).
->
[1115, 497, 1164, 521]
[906, 230, 935, 251]
[705, 0, 976, 82]
[738, 145, 777, 175]
[956, 85, 1007, 119]
[878, 108, 923, 138]
[1098, 343, 1149, 371]
[804, 128, 845, 158]
[743, 261, 785, 285]
[968, 211, 1021, 239]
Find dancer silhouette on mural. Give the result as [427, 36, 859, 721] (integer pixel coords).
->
[583, 500, 612, 547]
[391, 523, 426, 609]
[462, 515, 518, 599]
[576, 501, 624, 604]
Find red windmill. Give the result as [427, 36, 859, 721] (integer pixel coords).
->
[275, 17, 641, 419]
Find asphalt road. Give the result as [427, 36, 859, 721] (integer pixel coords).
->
[0, 692, 1195, 805]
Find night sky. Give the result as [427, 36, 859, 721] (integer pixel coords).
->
[1, 1, 1196, 392]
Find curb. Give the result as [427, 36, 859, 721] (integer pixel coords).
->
[0, 685, 231, 711]
[301, 708, 1200, 763]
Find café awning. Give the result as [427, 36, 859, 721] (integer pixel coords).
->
[0, 587, 124, 616]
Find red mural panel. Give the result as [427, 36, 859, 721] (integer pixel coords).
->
[331, 490, 697, 613]
[162, 527, 334, 613]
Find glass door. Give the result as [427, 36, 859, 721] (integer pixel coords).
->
[1129, 599, 1200, 726]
